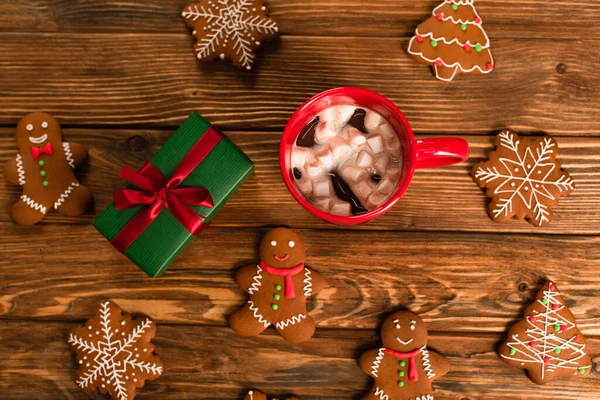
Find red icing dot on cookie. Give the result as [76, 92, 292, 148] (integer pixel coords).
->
[528, 316, 536, 323]
[416, 35, 423, 43]
[574, 335, 581, 342]
[549, 283, 556, 291]
[560, 324, 568, 332]
[543, 357, 550, 364]
[552, 303, 560, 310]
[436, 13, 443, 21]
[529, 341, 537, 348]
[487, 63, 494, 70]
[464, 44, 471, 51]
[475, 17, 482, 24]
[435, 60, 443, 67]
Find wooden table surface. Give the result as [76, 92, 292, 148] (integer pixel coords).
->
[1, 1, 599, 399]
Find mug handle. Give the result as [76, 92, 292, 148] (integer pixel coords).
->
[414, 137, 470, 169]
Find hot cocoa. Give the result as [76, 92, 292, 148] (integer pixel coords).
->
[291, 105, 403, 216]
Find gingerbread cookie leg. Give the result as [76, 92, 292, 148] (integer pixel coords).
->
[229, 302, 271, 337]
[275, 315, 315, 344]
[54, 183, 92, 216]
[10, 196, 49, 225]
[360, 388, 385, 400]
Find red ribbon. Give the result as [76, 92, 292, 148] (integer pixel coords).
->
[111, 127, 223, 253]
[259, 261, 305, 299]
[31, 143, 54, 159]
[385, 347, 421, 382]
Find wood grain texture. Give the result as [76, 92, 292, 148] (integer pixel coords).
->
[2, 129, 598, 233]
[0, 34, 597, 135]
[1, 321, 599, 399]
[2, 225, 600, 334]
[1, 0, 599, 39]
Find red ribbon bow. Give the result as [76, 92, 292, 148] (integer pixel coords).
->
[31, 143, 54, 159]
[110, 127, 222, 253]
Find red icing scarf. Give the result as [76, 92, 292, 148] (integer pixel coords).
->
[385, 347, 421, 382]
[259, 261, 304, 299]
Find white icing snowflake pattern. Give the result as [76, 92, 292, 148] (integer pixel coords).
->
[182, 0, 279, 70]
[68, 301, 163, 400]
[473, 131, 574, 226]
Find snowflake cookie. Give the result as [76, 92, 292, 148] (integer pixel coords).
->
[472, 130, 574, 226]
[499, 282, 592, 385]
[68, 301, 163, 400]
[182, 0, 279, 70]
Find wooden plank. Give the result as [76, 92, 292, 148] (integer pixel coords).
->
[1, 321, 599, 399]
[1, 129, 599, 233]
[1, 0, 599, 39]
[0, 34, 598, 135]
[2, 226, 600, 334]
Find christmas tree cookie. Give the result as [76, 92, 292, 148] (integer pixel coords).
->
[359, 310, 450, 400]
[407, 0, 494, 82]
[499, 282, 592, 385]
[472, 130, 574, 226]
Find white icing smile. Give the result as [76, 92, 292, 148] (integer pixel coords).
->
[396, 337, 414, 345]
[29, 134, 48, 144]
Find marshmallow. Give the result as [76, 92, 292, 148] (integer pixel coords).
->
[329, 136, 353, 159]
[365, 110, 384, 131]
[377, 177, 396, 196]
[330, 201, 352, 216]
[367, 192, 387, 209]
[315, 121, 337, 143]
[387, 166, 401, 181]
[306, 161, 322, 178]
[320, 107, 338, 123]
[377, 123, 397, 142]
[341, 165, 368, 184]
[313, 179, 333, 198]
[367, 134, 384, 154]
[373, 154, 390, 173]
[291, 147, 310, 168]
[316, 147, 334, 169]
[356, 150, 373, 168]
[314, 198, 334, 212]
[386, 139, 402, 159]
[336, 105, 356, 125]
[296, 178, 313, 197]
[346, 127, 367, 147]
[354, 180, 375, 202]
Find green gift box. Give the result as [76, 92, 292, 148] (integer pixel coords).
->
[93, 112, 254, 277]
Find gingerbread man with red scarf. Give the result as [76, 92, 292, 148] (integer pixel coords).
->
[2, 112, 91, 225]
[360, 310, 450, 400]
[230, 228, 326, 344]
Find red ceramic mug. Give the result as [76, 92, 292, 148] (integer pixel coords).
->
[280, 87, 470, 225]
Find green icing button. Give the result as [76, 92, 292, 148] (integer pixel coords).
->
[461, 24, 467, 31]
[451, 4, 458, 10]
[271, 304, 278, 311]
[430, 40, 438, 48]
[42, 180, 49, 187]
[542, 298, 549, 305]
[579, 367, 586, 374]
[40, 170, 46, 177]
[554, 348, 561, 354]
[275, 284, 282, 291]
[273, 294, 281, 301]
[400, 361, 406, 367]
[398, 381, 405, 387]
[398, 371, 405, 377]
[38, 160, 45, 167]
[554, 324, 561, 332]
[475, 44, 483, 52]
[510, 348, 517, 355]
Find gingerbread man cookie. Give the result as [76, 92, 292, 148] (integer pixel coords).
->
[244, 390, 300, 400]
[359, 311, 450, 400]
[229, 228, 327, 344]
[2, 112, 91, 225]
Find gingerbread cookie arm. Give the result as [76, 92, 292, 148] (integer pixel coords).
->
[359, 348, 382, 378]
[426, 349, 450, 379]
[235, 264, 261, 293]
[64, 142, 88, 168]
[304, 267, 326, 296]
[2, 155, 21, 185]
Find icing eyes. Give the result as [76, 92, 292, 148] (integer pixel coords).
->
[270, 240, 277, 246]
[42, 121, 48, 128]
[26, 124, 33, 131]
[410, 320, 416, 330]
[289, 241, 295, 248]
[410, 325, 416, 330]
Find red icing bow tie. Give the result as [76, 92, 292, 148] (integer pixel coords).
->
[259, 261, 305, 299]
[385, 347, 422, 382]
[31, 143, 54, 159]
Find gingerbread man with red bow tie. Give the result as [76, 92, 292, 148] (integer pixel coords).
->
[2, 112, 91, 225]
[229, 228, 327, 344]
